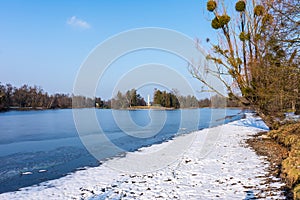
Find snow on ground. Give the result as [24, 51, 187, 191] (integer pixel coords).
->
[0, 115, 286, 199]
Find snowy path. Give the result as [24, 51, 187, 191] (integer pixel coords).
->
[0, 116, 286, 199]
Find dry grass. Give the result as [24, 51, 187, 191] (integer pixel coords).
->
[268, 123, 300, 199]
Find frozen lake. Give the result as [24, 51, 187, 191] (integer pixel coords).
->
[0, 108, 243, 193]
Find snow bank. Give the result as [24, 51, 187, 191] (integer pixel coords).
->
[0, 115, 286, 199]
[231, 113, 269, 130]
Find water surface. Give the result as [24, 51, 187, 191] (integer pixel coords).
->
[0, 108, 243, 193]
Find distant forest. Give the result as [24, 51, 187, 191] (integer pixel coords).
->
[0, 83, 242, 111]
[0, 83, 108, 111]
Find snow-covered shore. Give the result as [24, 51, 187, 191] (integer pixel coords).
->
[0, 115, 286, 199]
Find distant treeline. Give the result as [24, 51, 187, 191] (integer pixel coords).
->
[0, 83, 243, 111]
[153, 89, 242, 108]
[0, 83, 110, 111]
[111, 89, 146, 109]
[153, 89, 199, 108]
[199, 95, 243, 108]
[153, 90, 180, 108]
[112, 88, 242, 109]
[112, 89, 198, 109]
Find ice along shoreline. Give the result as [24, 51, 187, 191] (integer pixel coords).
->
[0, 114, 287, 199]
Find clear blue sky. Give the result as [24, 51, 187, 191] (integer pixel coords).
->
[0, 0, 219, 99]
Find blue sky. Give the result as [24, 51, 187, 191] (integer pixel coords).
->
[0, 0, 219, 99]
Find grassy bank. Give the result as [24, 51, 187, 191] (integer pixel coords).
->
[268, 123, 300, 199]
[248, 123, 300, 199]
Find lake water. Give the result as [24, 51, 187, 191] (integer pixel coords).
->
[0, 108, 244, 193]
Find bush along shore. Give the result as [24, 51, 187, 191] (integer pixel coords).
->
[247, 123, 300, 199]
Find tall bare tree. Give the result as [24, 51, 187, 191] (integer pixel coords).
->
[191, 0, 299, 128]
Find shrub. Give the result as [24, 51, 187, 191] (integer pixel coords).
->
[294, 184, 300, 200]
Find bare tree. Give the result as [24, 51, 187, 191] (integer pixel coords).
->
[190, 0, 299, 128]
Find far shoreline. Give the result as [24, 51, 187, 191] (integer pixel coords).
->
[1, 106, 246, 113]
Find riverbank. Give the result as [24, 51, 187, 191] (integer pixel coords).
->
[247, 123, 300, 199]
[0, 114, 287, 199]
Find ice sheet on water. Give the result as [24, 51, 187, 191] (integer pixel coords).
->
[0, 146, 98, 194]
[0, 113, 286, 200]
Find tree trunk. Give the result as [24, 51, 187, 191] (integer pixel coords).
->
[253, 106, 279, 130]
[295, 103, 300, 115]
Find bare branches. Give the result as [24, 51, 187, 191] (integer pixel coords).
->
[192, 0, 300, 128]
